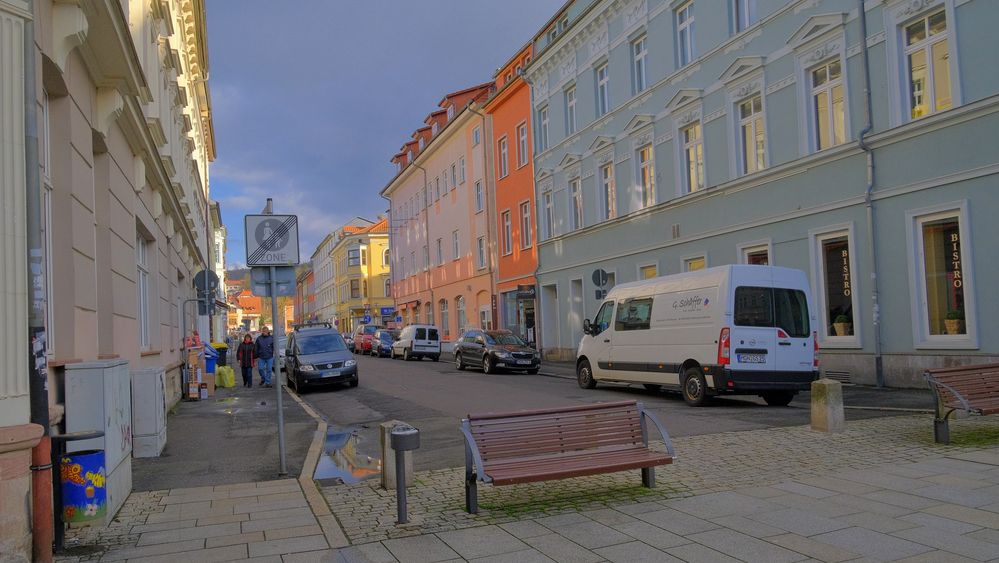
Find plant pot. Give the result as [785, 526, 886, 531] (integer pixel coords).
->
[833, 322, 852, 337]
[944, 319, 965, 335]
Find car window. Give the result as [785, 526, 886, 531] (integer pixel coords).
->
[735, 286, 773, 328]
[615, 298, 653, 331]
[774, 288, 810, 337]
[427, 328, 439, 341]
[296, 333, 346, 355]
[416, 328, 426, 340]
[592, 301, 614, 334]
[363, 326, 378, 335]
[491, 333, 525, 345]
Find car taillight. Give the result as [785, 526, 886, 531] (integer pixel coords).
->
[718, 327, 730, 366]
[813, 331, 820, 368]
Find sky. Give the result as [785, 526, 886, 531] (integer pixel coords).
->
[207, 0, 565, 269]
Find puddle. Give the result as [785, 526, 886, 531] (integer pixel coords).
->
[314, 428, 381, 485]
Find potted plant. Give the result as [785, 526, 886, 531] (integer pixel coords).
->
[945, 310, 965, 335]
[832, 314, 852, 337]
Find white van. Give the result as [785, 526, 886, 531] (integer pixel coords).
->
[391, 324, 441, 361]
[577, 265, 818, 406]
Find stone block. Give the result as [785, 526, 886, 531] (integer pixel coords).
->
[380, 420, 414, 490]
[811, 378, 845, 433]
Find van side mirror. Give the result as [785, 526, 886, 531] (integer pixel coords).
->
[582, 319, 592, 335]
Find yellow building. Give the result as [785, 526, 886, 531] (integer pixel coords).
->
[329, 218, 392, 332]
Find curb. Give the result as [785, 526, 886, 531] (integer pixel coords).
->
[285, 386, 350, 549]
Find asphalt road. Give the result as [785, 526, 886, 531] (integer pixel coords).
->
[293, 352, 936, 476]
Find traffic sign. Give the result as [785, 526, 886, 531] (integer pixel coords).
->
[245, 215, 300, 266]
[362, 315, 372, 323]
[251, 266, 297, 297]
[591, 268, 609, 287]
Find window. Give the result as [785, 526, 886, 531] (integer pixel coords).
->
[502, 211, 512, 255]
[363, 280, 368, 298]
[385, 277, 392, 298]
[538, 106, 549, 151]
[632, 36, 647, 94]
[452, 230, 460, 260]
[409, 251, 415, 276]
[350, 279, 360, 299]
[136, 235, 150, 349]
[905, 10, 951, 120]
[915, 212, 969, 339]
[743, 245, 770, 265]
[600, 163, 616, 221]
[517, 124, 528, 167]
[615, 298, 653, 331]
[815, 233, 855, 339]
[347, 249, 360, 266]
[473, 126, 481, 146]
[451, 163, 457, 187]
[734, 0, 756, 33]
[440, 299, 449, 337]
[811, 60, 846, 151]
[542, 191, 555, 240]
[639, 264, 657, 279]
[677, 2, 695, 67]
[596, 64, 610, 116]
[520, 202, 533, 249]
[565, 87, 577, 135]
[422, 187, 428, 209]
[435, 178, 441, 201]
[479, 309, 492, 331]
[361, 248, 367, 266]
[447, 105, 455, 120]
[456, 296, 467, 333]
[498, 137, 509, 178]
[426, 306, 434, 326]
[477, 237, 486, 269]
[569, 178, 583, 231]
[436, 238, 443, 265]
[739, 95, 766, 174]
[459, 156, 466, 183]
[684, 256, 706, 271]
[682, 122, 705, 193]
[734, 287, 810, 337]
[474, 181, 484, 212]
[432, 122, 439, 135]
[637, 145, 655, 208]
[383, 248, 390, 266]
[418, 138, 425, 151]
[592, 301, 615, 334]
[442, 169, 449, 191]
[423, 245, 429, 271]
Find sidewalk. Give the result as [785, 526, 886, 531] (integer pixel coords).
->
[58, 380, 999, 562]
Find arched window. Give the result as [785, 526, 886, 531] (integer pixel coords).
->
[383, 248, 390, 266]
[440, 299, 449, 337]
[456, 296, 466, 333]
[384, 277, 391, 298]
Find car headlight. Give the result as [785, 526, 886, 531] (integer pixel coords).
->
[299, 365, 315, 372]
[494, 351, 511, 358]
[344, 359, 356, 368]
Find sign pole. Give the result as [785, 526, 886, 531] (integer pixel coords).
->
[271, 264, 287, 476]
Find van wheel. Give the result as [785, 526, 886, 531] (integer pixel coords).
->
[763, 391, 795, 407]
[432, 355, 439, 362]
[403, 348, 411, 361]
[682, 368, 708, 407]
[455, 353, 465, 370]
[643, 384, 662, 392]
[577, 360, 597, 389]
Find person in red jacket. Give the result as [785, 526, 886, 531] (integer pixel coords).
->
[236, 334, 256, 388]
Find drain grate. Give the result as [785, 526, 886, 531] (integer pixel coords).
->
[824, 370, 852, 384]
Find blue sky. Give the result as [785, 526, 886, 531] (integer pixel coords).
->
[207, 1, 564, 268]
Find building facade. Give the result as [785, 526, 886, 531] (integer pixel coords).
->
[210, 201, 226, 340]
[525, 0, 998, 385]
[384, 84, 496, 344]
[486, 45, 541, 345]
[329, 218, 392, 332]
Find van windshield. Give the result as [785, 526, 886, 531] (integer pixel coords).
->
[734, 287, 810, 337]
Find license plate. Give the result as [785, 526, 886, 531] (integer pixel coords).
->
[738, 354, 766, 364]
[516, 360, 532, 365]
[321, 370, 341, 378]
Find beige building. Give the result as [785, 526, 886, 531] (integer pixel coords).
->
[0, 0, 215, 558]
[330, 218, 392, 333]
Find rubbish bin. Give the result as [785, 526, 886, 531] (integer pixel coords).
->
[212, 343, 228, 367]
[60, 449, 107, 523]
[205, 357, 217, 374]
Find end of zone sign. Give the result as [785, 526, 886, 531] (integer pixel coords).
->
[245, 214, 300, 266]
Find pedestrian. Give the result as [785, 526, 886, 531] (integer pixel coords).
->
[236, 334, 255, 388]
[255, 325, 275, 387]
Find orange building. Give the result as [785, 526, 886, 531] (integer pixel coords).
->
[485, 45, 538, 344]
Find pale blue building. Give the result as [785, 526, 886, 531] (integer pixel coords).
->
[525, 0, 999, 386]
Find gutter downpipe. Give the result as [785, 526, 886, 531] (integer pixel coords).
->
[857, 0, 884, 387]
[520, 71, 545, 356]
[411, 163, 434, 326]
[25, 0, 54, 559]
[467, 104, 498, 329]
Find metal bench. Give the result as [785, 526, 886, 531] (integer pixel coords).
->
[924, 363, 999, 444]
[459, 400, 675, 513]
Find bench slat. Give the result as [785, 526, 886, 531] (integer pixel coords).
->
[487, 450, 672, 485]
[930, 373, 999, 386]
[470, 413, 640, 436]
[473, 418, 642, 443]
[468, 400, 641, 422]
[469, 406, 640, 431]
[484, 444, 650, 471]
[478, 436, 645, 461]
[926, 363, 999, 375]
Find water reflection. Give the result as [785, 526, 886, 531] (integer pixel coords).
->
[313, 428, 381, 484]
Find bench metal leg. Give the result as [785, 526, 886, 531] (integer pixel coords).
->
[465, 442, 478, 513]
[934, 418, 950, 444]
[642, 467, 655, 488]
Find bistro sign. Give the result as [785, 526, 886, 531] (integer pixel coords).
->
[516, 284, 536, 299]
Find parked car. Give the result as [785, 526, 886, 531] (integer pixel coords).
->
[391, 324, 441, 361]
[352, 324, 379, 355]
[277, 336, 287, 371]
[576, 265, 818, 406]
[284, 323, 357, 392]
[453, 329, 539, 374]
[371, 329, 400, 357]
[343, 333, 354, 351]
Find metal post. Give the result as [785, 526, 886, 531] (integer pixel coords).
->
[395, 451, 407, 524]
[262, 199, 288, 477]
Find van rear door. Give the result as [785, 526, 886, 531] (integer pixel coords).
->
[772, 288, 813, 372]
[731, 286, 777, 373]
[414, 327, 440, 353]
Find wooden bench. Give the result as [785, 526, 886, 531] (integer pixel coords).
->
[459, 400, 675, 513]
[924, 363, 999, 444]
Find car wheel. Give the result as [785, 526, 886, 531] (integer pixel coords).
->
[455, 353, 465, 370]
[682, 368, 708, 407]
[482, 355, 494, 374]
[527, 369, 539, 375]
[577, 360, 597, 389]
[403, 348, 411, 361]
[348, 376, 358, 388]
[762, 391, 795, 407]
[432, 355, 439, 362]
[644, 384, 662, 392]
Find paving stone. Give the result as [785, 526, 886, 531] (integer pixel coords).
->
[333, 542, 398, 563]
[770, 494, 862, 518]
[736, 485, 787, 499]
[280, 549, 336, 562]
[498, 520, 551, 540]
[610, 520, 690, 550]
[469, 548, 556, 563]
[825, 494, 914, 518]
[196, 513, 250, 526]
[838, 469, 932, 492]
[125, 544, 247, 563]
[234, 498, 310, 514]
[382, 535, 461, 563]
[912, 484, 998, 508]
[922, 474, 994, 489]
[205, 531, 265, 548]
[811, 527, 933, 561]
[98, 538, 207, 561]
[835, 512, 921, 534]
[436, 526, 527, 559]
[793, 476, 881, 496]
[773, 482, 839, 499]
[710, 515, 785, 538]
[766, 533, 860, 562]
[860, 490, 942, 510]
[921, 504, 999, 529]
[892, 526, 999, 560]
[593, 540, 681, 562]
[579, 508, 637, 526]
[265, 525, 323, 541]
[241, 515, 320, 534]
[522, 533, 603, 563]
[665, 491, 780, 520]
[248, 507, 315, 521]
[533, 513, 591, 529]
[551, 519, 632, 550]
[137, 523, 243, 546]
[170, 486, 217, 496]
[893, 550, 981, 563]
[898, 512, 982, 534]
[664, 542, 742, 563]
[965, 527, 999, 545]
[129, 519, 199, 534]
[634, 508, 719, 535]
[687, 528, 807, 562]
[748, 508, 850, 536]
[247, 535, 329, 557]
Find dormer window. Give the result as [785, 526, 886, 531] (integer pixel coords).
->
[558, 17, 568, 32]
[515, 65, 522, 76]
[548, 28, 557, 43]
[506, 72, 513, 82]
[407, 150, 413, 161]
[432, 123, 439, 135]
[447, 106, 455, 120]
[418, 138, 425, 150]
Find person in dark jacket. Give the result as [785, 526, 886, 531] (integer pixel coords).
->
[255, 325, 275, 387]
[236, 334, 255, 388]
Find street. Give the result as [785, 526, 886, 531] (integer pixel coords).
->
[294, 353, 935, 474]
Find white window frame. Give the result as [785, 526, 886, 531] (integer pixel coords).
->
[501, 210, 513, 256]
[538, 106, 550, 152]
[637, 262, 658, 280]
[459, 156, 466, 184]
[498, 137, 509, 178]
[517, 123, 529, 167]
[905, 200, 977, 349]
[137, 235, 151, 350]
[681, 121, 705, 194]
[808, 225, 861, 348]
[903, 8, 953, 121]
[451, 163, 457, 187]
[632, 35, 647, 94]
[676, 1, 695, 67]
[737, 239, 773, 265]
[542, 191, 555, 240]
[737, 93, 767, 175]
[476, 237, 486, 270]
[472, 126, 481, 146]
[436, 238, 443, 265]
[474, 181, 484, 213]
[569, 178, 583, 231]
[595, 64, 610, 117]
[810, 58, 847, 152]
[733, 0, 756, 33]
[520, 201, 533, 249]
[440, 299, 450, 337]
[452, 230, 460, 260]
[599, 161, 616, 221]
[636, 144, 656, 209]
[447, 105, 455, 120]
[683, 254, 707, 272]
[423, 245, 430, 271]
[565, 86, 577, 136]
